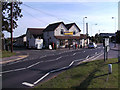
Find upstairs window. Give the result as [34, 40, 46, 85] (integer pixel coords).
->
[73, 31, 76, 35]
[61, 29, 64, 34]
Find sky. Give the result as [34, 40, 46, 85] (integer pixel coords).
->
[3, 0, 119, 38]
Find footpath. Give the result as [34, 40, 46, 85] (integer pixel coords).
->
[96, 44, 119, 60]
[0, 51, 28, 64]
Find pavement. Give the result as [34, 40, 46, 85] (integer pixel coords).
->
[95, 43, 119, 60]
[1, 51, 29, 65]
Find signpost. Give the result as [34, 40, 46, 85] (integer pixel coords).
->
[103, 38, 110, 62]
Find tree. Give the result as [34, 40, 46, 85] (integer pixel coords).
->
[116, 31, 120, 43]
[2, 1, 23, 52]
[2, 1, 23, 32]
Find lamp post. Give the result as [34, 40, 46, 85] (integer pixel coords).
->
[83, 17, 87, 34]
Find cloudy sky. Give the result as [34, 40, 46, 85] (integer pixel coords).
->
[3, 0, 119, 38]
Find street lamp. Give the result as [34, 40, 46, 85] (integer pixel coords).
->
[83, 17, 87, 34]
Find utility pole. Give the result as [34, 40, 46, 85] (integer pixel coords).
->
[11, 2, 13, 52]
[83, 17, 87, 34]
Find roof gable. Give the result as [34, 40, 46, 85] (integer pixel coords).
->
[65, 23, 81, 32]
[43, 22, 65, 32]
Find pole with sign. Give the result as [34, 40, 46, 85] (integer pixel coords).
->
[103, 38, 110, 62]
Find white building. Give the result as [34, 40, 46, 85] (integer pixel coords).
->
[43, 22, 87, 48]
[26, 28, 44, 48]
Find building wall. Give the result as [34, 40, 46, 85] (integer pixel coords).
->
[69, 25, 80, 36]
[44, 24, 82, 48]
[26, 31, 35, 48]
[54, 23, 68, 36]
[43, 31, 59, 47]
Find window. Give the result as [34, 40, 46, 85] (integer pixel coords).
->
[61, 29, 64, 34]
[73, 31, 76, 35]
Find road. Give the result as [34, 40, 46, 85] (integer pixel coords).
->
[2, 45, 104, 88]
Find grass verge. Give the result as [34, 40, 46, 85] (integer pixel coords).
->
[0, 50, 16, 58]
[36, 58, 118, 88]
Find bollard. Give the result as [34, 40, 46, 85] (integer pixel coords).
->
[108, 64, 112, 74]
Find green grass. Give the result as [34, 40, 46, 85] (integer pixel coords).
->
[0, 50, 16, 58]
[36, 58, 118, 88]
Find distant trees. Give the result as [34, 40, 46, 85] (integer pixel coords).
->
[116, 31, 120, 43]
[89, 33, 103, 43]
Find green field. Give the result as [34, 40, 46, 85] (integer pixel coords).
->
[36, 58, 118, 88]
[0, 51, 16, 58]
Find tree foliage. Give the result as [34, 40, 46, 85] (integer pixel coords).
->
[2, 2, 23, 32]
[116, 31, 120, 43]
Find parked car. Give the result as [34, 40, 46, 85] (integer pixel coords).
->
[88, 42, 97, 48]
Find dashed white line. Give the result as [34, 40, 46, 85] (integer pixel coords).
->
[73, 53, 76, 56]
[86, 55, 89, 59]
[1, 68, 26, 74]
[56, 56, 62, 60]
[27, 62, 40, 69]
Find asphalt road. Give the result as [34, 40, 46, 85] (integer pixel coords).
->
[2, 45, 104, 88]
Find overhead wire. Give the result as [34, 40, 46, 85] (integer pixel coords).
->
[22, 3, 73, 22]
[22, 8, 49, 24]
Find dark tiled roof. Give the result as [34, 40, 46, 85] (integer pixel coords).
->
[27, 28, 44, 35]
[43, 22, 65, 32]
[15, 34, 26, 39]
[65, 23, 81, 32]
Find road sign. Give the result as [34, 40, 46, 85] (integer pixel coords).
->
[105, 38, 109, 46]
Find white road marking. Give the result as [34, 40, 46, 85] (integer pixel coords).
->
[34, 73, 50, 85]
[40, 55, 46, 58]
[0, 74, 2, 76]
[92, 53, 104, 60]
[1, 68, 26, 74]
[56, 56, 62, 60]
[73, 53, 76, 56]
[83, 51, 85, 53]
[22, 82, 34, 87]
[86, 55, 89, 59]
[95, 52, 97, 54]
[22, 51, 104, 87]
[27, 62, 40, 69]
[69, 61, 74, 67]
